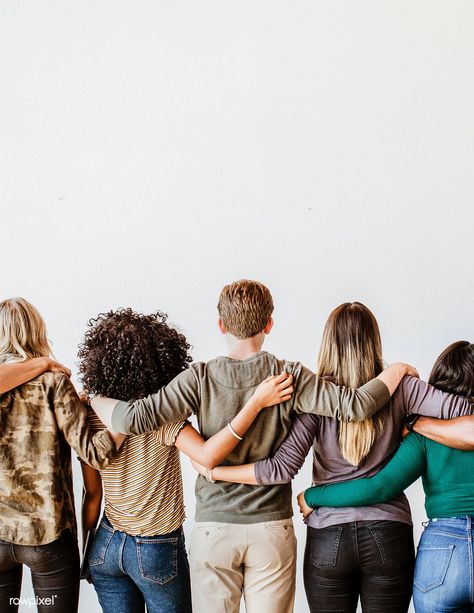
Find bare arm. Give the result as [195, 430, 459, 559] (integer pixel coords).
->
[175, 373, 293, 468]
[413, 415, 474, 450]
[191, 412, 318, 484]
[0, 358, 71, 394]
[80, 463, 103, 547]
[377, 363, 419, 396]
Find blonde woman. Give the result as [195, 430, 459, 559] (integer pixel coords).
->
[192, 303, 473, 613]
[0, 298, 124, 613]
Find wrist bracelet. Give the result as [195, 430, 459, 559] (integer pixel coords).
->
[404, 413, 421, 433]
[205, 468, 215, 483]
[227, 422, 243, 441]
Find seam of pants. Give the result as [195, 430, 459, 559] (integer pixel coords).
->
[118, 532, 127, 574]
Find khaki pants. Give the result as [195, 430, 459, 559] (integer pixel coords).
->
[190, 519, 297, 613]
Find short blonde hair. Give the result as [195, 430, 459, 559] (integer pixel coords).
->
[217, 280, 274, 339]
[0, 297, 52, 361]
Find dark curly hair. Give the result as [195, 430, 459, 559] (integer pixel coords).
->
[78, 308, 192, 402]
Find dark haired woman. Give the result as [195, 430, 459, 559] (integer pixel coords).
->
[78, 308, 292, 613]
[300, 341, 474, 613]
[192, 306, 472, 613]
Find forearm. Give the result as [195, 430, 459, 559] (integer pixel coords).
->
[176, 399, 262, 468]
[0, 358, 49, 394]
[80, 464, 103, 547]
[377, 363, 412, 396]
[193, 398, 262, 467]
[212, 464, 258, 485]
[295, 366, 391, 422]
[414, 415, 474, 450]
[82, 492, 102, 543]
[304, 434, 425, 509]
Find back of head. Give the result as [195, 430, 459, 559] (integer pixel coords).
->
[428, 340, 473, 399]
[217, 279, 274, 339]
[0, 297, 52, 361]
[317, 302, 384, 466]
[78, 308, 192, 402]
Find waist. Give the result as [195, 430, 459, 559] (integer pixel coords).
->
[426, 515, 474, 529]
[101, 514, 184, 539]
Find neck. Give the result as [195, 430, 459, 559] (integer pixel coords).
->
[226, 333, 265, 360]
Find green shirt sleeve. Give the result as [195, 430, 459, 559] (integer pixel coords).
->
[304, 433, 426, 508]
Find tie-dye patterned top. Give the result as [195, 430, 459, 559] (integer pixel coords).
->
[0, 364, 117, 546]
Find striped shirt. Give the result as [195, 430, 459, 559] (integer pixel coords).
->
[87, 408, 187, 536]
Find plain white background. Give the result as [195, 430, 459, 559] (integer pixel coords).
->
[1, 2, 473, 611]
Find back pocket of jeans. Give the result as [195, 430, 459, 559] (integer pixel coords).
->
[414, 546, 454, 592]
[368, 521, 414, 566]
[136, 537, 178, 585]
[307, 526, 343, 567]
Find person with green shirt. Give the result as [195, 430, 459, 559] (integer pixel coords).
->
[299, 341, 474, 613]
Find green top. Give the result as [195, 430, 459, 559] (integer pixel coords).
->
[304, 433, 474, 519]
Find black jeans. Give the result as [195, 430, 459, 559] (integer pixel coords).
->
[0, 529, 80, 613]
[303, 521, 415, 613]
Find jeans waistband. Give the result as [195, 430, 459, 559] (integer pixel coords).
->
[426, 515, 474, 529]
[100, 514, 184, 539]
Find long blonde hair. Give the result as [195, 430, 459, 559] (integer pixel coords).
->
[0, 297, 52, 361]
[317, 302, 384, 466]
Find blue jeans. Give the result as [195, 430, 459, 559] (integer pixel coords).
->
[413, 516, 474, 613]
[88, 515, 191, 613]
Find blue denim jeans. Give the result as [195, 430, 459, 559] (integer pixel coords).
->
[88, 515, 191, 613]
[413, 516, 474, 613]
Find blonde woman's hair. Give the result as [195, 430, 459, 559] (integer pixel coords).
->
[0, 297, 52, 361]
[317, 302, 384, 466]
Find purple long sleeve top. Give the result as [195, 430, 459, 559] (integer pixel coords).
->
[254, 376, 473, 529]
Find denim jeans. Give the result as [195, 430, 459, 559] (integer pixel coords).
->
[303, 521, 415, 613]
[0, 529, 80, 613]
[413, 516, 474, 613]
[88, 515, 192, 613]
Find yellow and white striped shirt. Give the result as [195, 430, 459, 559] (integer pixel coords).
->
[88, 409, 186, 536]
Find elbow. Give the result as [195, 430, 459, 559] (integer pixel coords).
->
[198, 452, 220, 469]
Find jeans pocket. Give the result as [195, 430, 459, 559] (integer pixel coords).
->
[368, 521, 414, 565]
[414, 546, 454, 592]
[136, 537, 179, 585]
[264, 521, 294, 542]
[88, 522, 114, 567]
[307, 526, 343, 567]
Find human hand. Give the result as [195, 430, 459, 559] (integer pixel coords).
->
[395, 362, 419, 379]
[297, 491, 313, 519]
[191, 459, 208, 476]
[250, 372, 294, 410]
[45, 358, 72, 378]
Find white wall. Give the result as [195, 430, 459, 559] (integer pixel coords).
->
[1, 2, 473, 611]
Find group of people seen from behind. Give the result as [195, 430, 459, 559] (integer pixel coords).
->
[0, 280, 472, 613]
